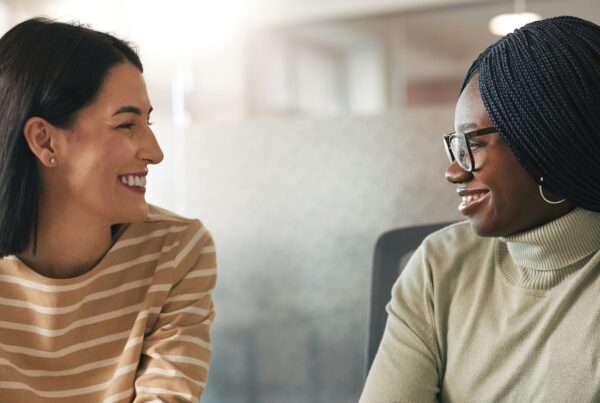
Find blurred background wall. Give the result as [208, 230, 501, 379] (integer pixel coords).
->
[1, 0, 599, 401]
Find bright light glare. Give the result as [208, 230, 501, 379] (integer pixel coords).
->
[37, 0, 247, 56]
[126, 0, 246, 55]
[40, 0, 118, 33]
[489, 12, 541, 36]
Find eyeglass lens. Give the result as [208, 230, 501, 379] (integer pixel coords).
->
[449, 136, 472, 171]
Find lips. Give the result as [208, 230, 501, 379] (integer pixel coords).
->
[461, 192, 487, 203]
[457, 189, 490, 214]
[118, 171, 148, 194]
[118, 175, 146, 188]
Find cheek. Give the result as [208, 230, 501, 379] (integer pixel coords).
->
[66, 140, 134, 188]
[493, 172, 535, 213]
[489, 148, 536, 195]
[479, 155, 535, 214]
[97, 135, 134, 162]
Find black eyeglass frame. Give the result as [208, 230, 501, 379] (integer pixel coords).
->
[443, 127, 498, 172]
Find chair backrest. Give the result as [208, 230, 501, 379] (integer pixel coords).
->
[365, 222, 454, 377]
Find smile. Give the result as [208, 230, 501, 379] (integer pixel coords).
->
[458, 190, 490, 214]
[462, 192, 487, 203]
[118, 175, 146, 188]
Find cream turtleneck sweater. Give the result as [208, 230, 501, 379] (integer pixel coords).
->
[360, 208, 600, 403]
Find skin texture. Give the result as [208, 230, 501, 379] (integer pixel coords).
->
[19, 62, 164, 278]
[445, 75, 573, 237]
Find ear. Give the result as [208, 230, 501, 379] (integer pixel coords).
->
[23, 116, 60, 168]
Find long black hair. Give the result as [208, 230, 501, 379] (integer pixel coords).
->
[0, 18, 143, 256]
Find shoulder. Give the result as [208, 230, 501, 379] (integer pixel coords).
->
[404, 221, 497, 285]
[145, 204, 203, 227]
[145, 205, 216, 278]
[126, 205, 211, 240]
[421, 220, 492, 256]
[117, 204, 215, 260]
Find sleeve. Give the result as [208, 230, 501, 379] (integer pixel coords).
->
[134, 220, 217, 402]
[359, 243, 441, 403]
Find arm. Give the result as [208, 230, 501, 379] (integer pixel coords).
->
[360, 245, 441, 403]
[134, 221, 217, 402]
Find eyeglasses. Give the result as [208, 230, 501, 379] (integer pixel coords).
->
[443, 127, 498, 172]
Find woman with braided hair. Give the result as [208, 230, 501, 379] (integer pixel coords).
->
[361, 16, 600, 402]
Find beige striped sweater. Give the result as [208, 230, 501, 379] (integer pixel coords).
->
[0, 205, 217, 402]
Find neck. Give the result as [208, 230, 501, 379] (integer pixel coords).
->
[501, 208, 600, 270]
[16, 200, 116, 279]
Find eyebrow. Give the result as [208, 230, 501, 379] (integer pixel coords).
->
[112, 106, 153, 117]
[456, 123, 478, 132]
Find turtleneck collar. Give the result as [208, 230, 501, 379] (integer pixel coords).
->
[500, 208, 600, 271]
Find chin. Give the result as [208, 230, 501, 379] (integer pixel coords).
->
[114, 202, 149, 224]
[470, 216, 528, 238]
[469, 218, 504, 238]
[130, 204, 150, 223]
[470, 223, 492, 237]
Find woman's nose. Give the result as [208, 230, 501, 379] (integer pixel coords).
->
[138, 128, 164, 165]
[445, 160, 472, 184]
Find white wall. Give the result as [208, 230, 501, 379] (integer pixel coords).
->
[147, 107, 462, 402]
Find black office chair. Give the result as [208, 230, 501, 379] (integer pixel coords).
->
[365, 222, 454, 378]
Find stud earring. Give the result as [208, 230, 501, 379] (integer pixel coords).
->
[539, 177, 566, 205]
[49, 157, 56, 165]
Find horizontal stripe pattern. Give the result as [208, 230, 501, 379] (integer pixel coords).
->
[0, 243, 179, 293]
[0, 205, 216, 402]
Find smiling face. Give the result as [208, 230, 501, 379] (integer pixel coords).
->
[445, 75, 573, 237]
[48, 62, 164, 225]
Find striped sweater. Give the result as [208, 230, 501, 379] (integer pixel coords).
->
[0, 205, 217, 402]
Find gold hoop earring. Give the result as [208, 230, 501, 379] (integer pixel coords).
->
[539, 177, 565, 205]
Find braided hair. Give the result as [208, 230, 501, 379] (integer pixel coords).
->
[461, 16, 600, 211]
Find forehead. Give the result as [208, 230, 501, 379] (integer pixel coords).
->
[454, 76, 492, 132]
[84, 62, 150, 116]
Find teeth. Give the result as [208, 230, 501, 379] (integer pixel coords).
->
[119, 175, 146, 188]
[462, 193, 486, 203]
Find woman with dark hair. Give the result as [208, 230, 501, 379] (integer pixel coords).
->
[0, 18, 216, 402]
[361, 16, 600, 402]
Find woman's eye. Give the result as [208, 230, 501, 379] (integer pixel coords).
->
[469, 141, 484, 150]
[117, 123, 134, 130]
